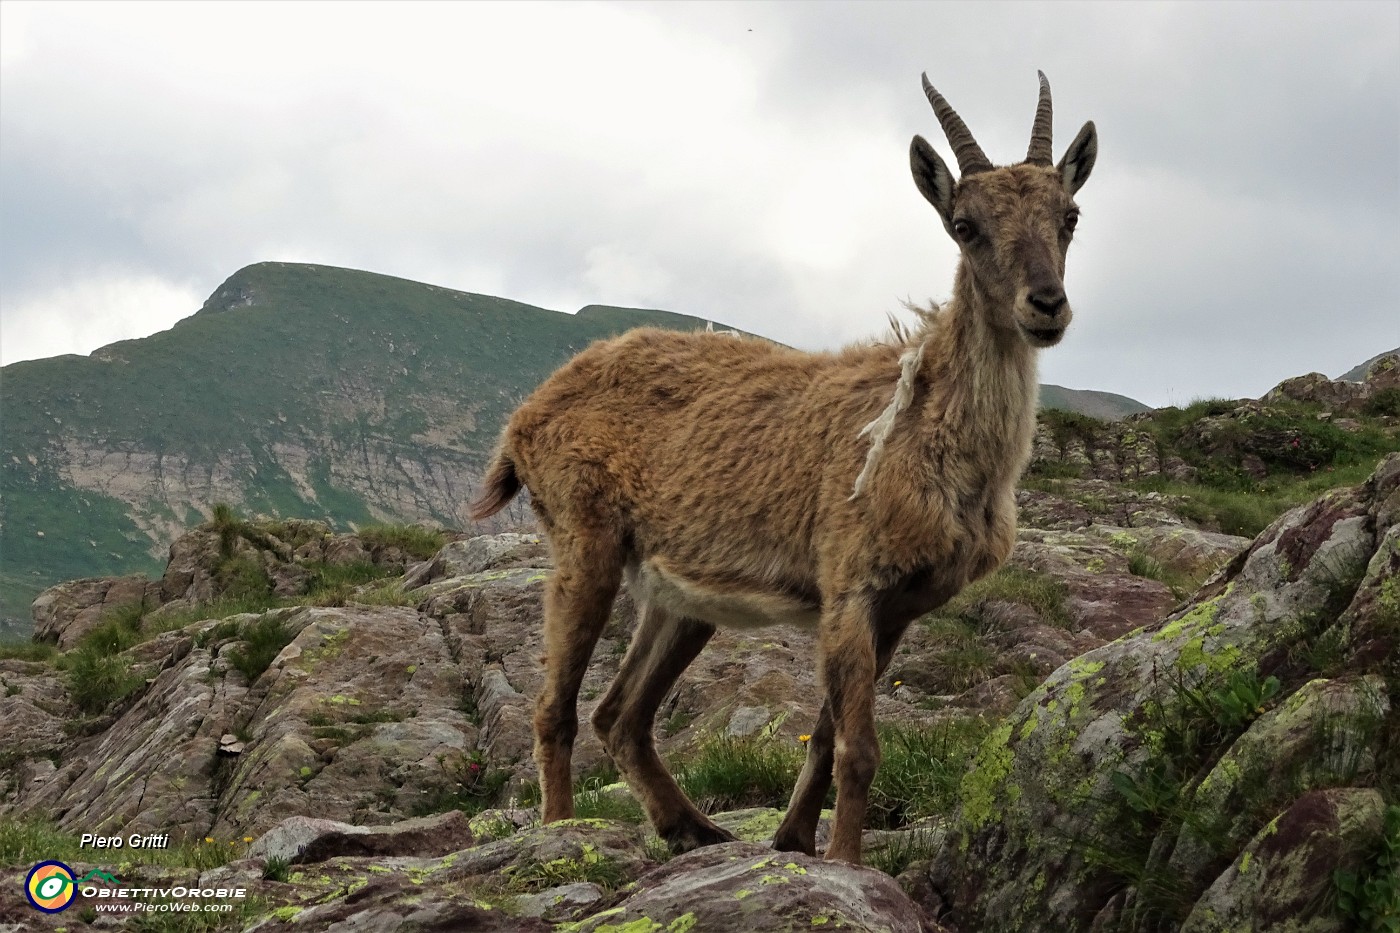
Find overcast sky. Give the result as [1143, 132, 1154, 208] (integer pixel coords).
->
[1, 1, 1396, 407]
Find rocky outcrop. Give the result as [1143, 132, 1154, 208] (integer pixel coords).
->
[28, 518, 444, 648]
[1266, 353, 1400, 409]
[1180, 788, 1389, 932]
[399, 532, 546, 589]
[570, 841, 942, 932]
[30, 573, 158, 648]
[246, 811, 474, 864]
[1028, 363, 1398, 498]
[930, 453, 1400, 932]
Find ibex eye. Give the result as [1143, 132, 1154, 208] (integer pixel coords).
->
[953, 220, 975, 241]
[1064, 212, 1079, 232]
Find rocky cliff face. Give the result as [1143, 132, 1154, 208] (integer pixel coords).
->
[932, 454, 1400, 931]
[4, 450, 1397, 930]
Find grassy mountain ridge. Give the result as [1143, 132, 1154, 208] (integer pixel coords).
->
[1037, 383, 1149, 421]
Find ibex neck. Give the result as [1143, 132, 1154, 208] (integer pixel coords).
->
[918, 271, 1039, 476]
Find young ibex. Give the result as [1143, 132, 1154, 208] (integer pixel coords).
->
[470, 72, 1097, 864]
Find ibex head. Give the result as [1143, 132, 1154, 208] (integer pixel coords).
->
[910, 72, 1097, 348]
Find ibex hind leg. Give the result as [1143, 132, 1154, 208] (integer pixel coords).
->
[773, 700, 833, 856]
[592, 603, 734, 853]
[534, 529, 624, 824]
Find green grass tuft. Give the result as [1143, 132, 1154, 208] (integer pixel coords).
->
[411, 751, 511, 817]
[356, 524, 448, 560]
[224, 614, 295, 683]
[1334, 804, 1400, 931]
[0, 818, 86, 863]
[937, 564, 1073, 630]
[0, 638, 58, 662]
[916, 617, 998, 694]
[675, 733, 804, 813]
[63, 646, 146, 714]
[1362, 386, 1400, 417]
[867, 718, 991, 829]
[864, 828, 943, 878]
[261, 854, 292, 882]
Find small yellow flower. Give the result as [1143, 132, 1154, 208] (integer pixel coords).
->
[798, 734, 811, 743]
[243, 836, 254, 843]
[204, 837, 214, 844]
[893, 681, 903, 687]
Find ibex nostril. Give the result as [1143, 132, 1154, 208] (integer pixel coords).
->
[1029, 289, 1066, 316]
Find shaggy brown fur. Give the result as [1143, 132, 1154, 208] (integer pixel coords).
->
[469, 73, 1098, 864]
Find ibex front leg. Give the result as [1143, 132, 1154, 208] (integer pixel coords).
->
[774, 617, 909, 857]
[818, 596, 881, 864]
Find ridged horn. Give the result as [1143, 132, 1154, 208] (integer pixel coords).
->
[1025, 70, 1054, 165]
[921, 73, 992, 176]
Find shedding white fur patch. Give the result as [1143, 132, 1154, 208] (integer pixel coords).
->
[849, 337, 930, 499]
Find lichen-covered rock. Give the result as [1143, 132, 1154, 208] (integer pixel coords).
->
[570, 841, 941, 932]
[1165, 676, 1389, 893]
[1180, 788, 1388, 933]
[468, 806, 536, 842]
[1366, 352, 1400, 392]
[9, 602, 482, 842]
[29, 623, 252, 839]
[1016, 481, 1202, 530]
[401, 532, 546, 589]
[1264, 372, 1369, 410]
[515, 880, 604, 918]
[208, 606, 477, 839]
[244, 876, 553, 932]
[932, 453, 1400, 932]
[0, 660, 71, 771]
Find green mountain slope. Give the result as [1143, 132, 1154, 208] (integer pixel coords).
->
[0, 262, 726, 631]
[1037, 384, 1150, 421]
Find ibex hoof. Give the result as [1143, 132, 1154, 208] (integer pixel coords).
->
[662, 820, 738, 854]
[771, 830, 817, 857]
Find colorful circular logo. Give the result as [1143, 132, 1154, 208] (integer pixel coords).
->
[26, 860, 77, 913]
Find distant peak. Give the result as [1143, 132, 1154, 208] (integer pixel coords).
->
[196, 263, 280, 315]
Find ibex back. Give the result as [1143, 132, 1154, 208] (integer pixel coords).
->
[469, 71, 1097, 864]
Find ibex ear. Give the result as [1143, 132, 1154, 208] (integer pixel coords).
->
[910, 135, 956, 230]
[1057, 121, 1097, 195]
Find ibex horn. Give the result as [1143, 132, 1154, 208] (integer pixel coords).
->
[921, 73, 993, 176]
[1025, 70, 1054, 166]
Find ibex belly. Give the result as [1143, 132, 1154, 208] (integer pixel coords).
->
[628, 559, 821, 631]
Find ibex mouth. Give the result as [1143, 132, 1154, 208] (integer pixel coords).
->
[1020, 323, 1065, 347]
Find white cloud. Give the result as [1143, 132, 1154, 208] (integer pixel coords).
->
[0, 0, 1396, 408]
[0, 270, 203, 365]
